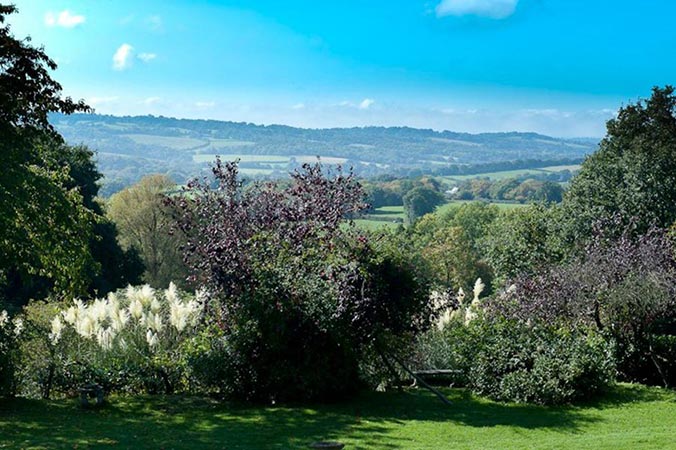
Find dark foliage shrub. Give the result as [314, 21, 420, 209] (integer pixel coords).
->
[488, 221, 676, 387]
[169, 160, 433, 402]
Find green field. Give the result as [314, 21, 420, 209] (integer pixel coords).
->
[1, 384, 674, 449]
[191, 154, 349, 166]
[442, 168, 548, 181]
[441, 164, 581, 182]
[353, 219, 401, 230]
[355, 205, 405, 230]
[294, 155, 348, 164]
[123, 134, 206, 150]
[539, 164, 582, 172]
[193, 154, 290, 164]
[355, 202, 526, 230]
[367, 205, 405, 219]
[436, 200, 527, 215]
[208, 139, 257, 149]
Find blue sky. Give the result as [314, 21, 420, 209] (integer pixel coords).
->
[8, 0, 676, 137]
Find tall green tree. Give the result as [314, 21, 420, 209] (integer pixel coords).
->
[413, 202, 498, 292]
[0, 4, 93, 306]
[564, 86, 676, 242]
[403, 186, 445, 225]
[54, 144, 144, 296]
[107, 175, 187, 287]
[482, 204, 564, 282]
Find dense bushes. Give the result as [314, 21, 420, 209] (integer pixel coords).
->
[489, 223, 676, 387]
[0, 310, 21, 397]
[166, 160, 433, 402]
[414, 315, 616, 405]
[467, 320, 615, 405]
[17, 284, 204, 398]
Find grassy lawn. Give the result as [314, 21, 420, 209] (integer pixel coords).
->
[355, 206, 405, 230]
[1, 384, 674, 449]
[353, 219, 401, 230]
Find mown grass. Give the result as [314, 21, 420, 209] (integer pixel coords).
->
[353, 219, 401, 231]
[1, 384, 674, 449]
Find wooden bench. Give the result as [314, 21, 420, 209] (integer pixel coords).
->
[79, 383, 104, 407]
[411, 369, 462, 387]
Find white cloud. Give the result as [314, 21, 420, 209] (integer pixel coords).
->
[436, 0, 518, 19]
[142, 96, 161, 106]
[44, 10, 86, 28]
[87, 96, 119, 106]
[359, 98, 375, 110]
[195, 101, 215, 108]
[112, 44, 134, 71]
[146, 15, 163, 31]
[292, 103, 306, 110]
[138, 52, 157, 63]
[119, 14, 135, 25]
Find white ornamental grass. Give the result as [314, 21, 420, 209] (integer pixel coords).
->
[146, 329, 159, 347]
[50, 283, 204, 350]
[96, 327, 116, 350]
[145, 311, 163, 333]
[76, 314, 96, 338]
[110, 307, 130, 332]
[138, 285, 156, 306]
[464, 278, 485, 325]
[472, 278, 485, 303]
[49, 315, 64, 344]
[150, 297, 162, 313]
[12, 317, 23, 336]
[128, 298, 144, 320]
[90, 298, 108, 322]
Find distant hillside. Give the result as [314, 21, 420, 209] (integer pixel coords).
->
[51, 113, 598, 196]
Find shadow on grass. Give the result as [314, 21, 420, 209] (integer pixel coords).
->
[1, 385, 671, 449]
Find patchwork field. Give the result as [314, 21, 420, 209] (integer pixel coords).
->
[356, 201, 527, 230]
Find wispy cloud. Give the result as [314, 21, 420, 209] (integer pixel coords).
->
[359, 98, 375, 110]
[142, 96, 162, 106]
[146, 15, 163, 31]
[292, 103, 306, 110]
[138, 52, 157, 63]
[119, 14, 135, 26]
[44, 10, 86, 28]
[112, 44, 134, 71]
[87, 96, 119, 106]
[436, 0, 518, 19]
[195, 101, 216, 108]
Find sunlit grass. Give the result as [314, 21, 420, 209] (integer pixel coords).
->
[1, 384, 674, 449]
